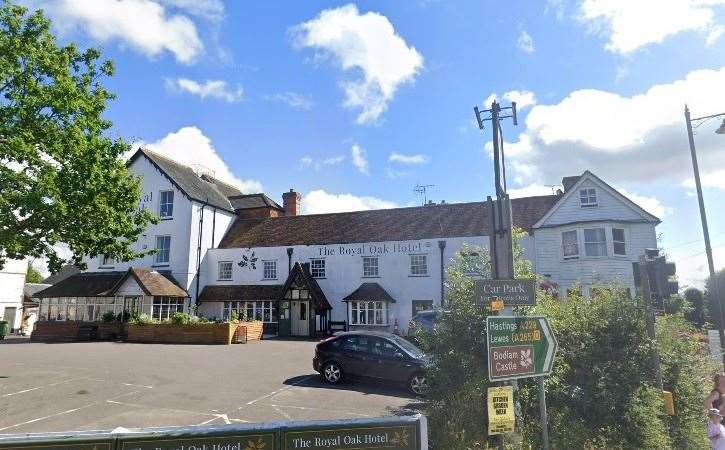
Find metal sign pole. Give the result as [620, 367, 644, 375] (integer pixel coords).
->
[538, 377, 550, 449]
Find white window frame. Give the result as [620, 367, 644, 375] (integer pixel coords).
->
[154, 235, 171, 265]
[152, 296, 185, 321]
[612, 228, 626, 256]
[410, 254, 428, 276]
[579, 188, 598, 208]
[562, 230, 579, 260]
[100, 254, 115, 267]
[223, 301, 278, 323]
[583, 228, 607, 257]
[362, 256, 379, 277]
[263, 260, 277, 280]
[349, 300, 387, 326]
[310, 258, 326, 278]
[159, 190, 174, 218]
[218, 261, 233, 280]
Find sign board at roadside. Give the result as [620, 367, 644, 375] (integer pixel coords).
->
[475, 279, 536, 307]
[487, 386, 514, 435]
[486, 316, 557, 381]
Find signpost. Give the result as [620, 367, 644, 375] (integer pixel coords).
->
[475, 279, 536, 307]
[487, 386, 515, 435]
[486, 316, 557, 382]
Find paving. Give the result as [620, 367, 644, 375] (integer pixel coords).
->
[0, 338, 420, 435]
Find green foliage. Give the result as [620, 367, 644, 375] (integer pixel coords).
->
[229, 310, 248, 323]
[684, 287, 706, 329]
[129, 313, 155, 325]
[417, 230, 533, 449]
[100, 310, 116, 323]
[0, 1, 155, 272]
[705, 269, 725, 329]
[25, 262, 43, 283]
[170, 312, 192, 325]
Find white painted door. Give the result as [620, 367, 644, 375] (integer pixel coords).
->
[291, 300, 310, 336]
[4, 307, 17, 331]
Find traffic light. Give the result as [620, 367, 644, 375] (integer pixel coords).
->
[652, 256, 678, 299]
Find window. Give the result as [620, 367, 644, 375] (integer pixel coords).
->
[223, 301, 278, 323]
[155, 236, 171, 264]
[349, 300, 387, 325]
[310, 258, 325, 278]
[159, 190, 174, 218]
[612, 228, 626, 256]
[410, 254, 428, 276]
[370, 337, 402, 358]
[101, 254, 115, 267]
[562, 230, 579, 259]
[580, 188, 597, 207]
[218, 261, 232, 280]
[263, 260, 277, 279]
[362, 256, 379, 277]
[152, 297, 184, 321]
[584, 228, 607, 257]
[341, 335, 370, 353]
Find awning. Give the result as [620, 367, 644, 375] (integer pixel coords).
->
[342, 282, 396, 303]
[198, 285, 283, 302]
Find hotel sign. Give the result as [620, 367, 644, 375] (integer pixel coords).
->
[486, 316, 557, 381]
[283, 424, 417, 450]
[119, 432, 276, 450]
[317, 241, 432, 257]
[475, 279, 536, 307]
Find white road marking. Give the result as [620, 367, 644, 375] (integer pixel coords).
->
[243, 375, 314, 406]
[122, 383, 153, 389]
[195, 414, 232, 426]
[269, 404, 372, 418]
[272, 405, 292, 420]
[1, 378, 88, 397]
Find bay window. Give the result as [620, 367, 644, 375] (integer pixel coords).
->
[349, 301, 387, 325]
[223, 301, 278, 323]
[584, 228, 607, 257]
[562, 230, 579, 259]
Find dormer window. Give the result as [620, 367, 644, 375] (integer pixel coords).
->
[579, 188, 597, 208]
[159, 190, 174, 218]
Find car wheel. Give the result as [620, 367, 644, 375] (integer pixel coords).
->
[322, 362, 343, 384]
[409, 373, 428, 395]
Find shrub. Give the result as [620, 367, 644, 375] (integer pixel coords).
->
[101, 311, 116, 322]
[129, 313, 154, 325]
[170, 312, 192, 325]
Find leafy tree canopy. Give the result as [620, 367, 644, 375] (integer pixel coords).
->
[0, 1, 155, 271]
[25, 262, 42, 283]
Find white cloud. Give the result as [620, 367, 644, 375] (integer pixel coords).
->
[615, 187, 673, 218]
[484, 90, 537, 111]
[707, 24, 725, 46]
[579, 0, 725, 54]
[517, 29, 535, 54]
[385, 167, 411, 179]
[298, 154, 345, 171]
[37, 0, 204, 64]
[158, 0, 224, 22]
[267, 92, 313, 110]
[351, 144, 369, 175]
[500, 67, 725, 187]
[389, 152, 429, 165]
[682, 169, 725, 190]
[140, 126, 262, 193]
[292, 4, 424, 124]
[508, 183, 557, 198]
[302, 189, 397, 214]
[166, 78, 243, 102]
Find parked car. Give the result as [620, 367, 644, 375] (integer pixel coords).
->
[408, 310, 441, 338]
[313, 331, 429, 395]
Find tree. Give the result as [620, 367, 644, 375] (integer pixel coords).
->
[0, 1, 155, 272]
[683, 287, 706, 328]
[25, 262, 42, 283]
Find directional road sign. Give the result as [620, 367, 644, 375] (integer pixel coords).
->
[486, 316, 557, 381]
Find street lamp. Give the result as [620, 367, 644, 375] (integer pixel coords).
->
[684, 106, 725, 368]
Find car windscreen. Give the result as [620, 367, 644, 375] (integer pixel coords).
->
[391, 336, 425, 358]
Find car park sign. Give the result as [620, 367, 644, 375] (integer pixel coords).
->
[486, 316, 557, 381]
[475, 279, 536, 307]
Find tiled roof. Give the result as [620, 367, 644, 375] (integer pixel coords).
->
[198, 285, 283, 301]
[229, 193, 283, 211]
[34, 268, 187, 298]
[201, 174, 244, 198]
[342, 282, 396, 303]
[219, 196, 559, 248]
[129, 149, 236, 212]
[42, 264, 80, 284]
[562, 176, 581, 192]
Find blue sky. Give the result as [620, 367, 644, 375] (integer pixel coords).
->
[24, 0, 725, 287]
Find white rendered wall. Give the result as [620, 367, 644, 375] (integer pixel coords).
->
[0, 258, 27, 330]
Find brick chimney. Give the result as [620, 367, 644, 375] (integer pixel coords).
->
[282, 189, 301, 216]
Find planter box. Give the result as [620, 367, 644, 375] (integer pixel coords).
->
[127, 322, 240, 345]
[96, 322, 124, 340]
[31, 321, 82, 342]
[237, 321, 264, 342]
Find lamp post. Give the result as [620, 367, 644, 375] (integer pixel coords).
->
[684, 106, 725, 368]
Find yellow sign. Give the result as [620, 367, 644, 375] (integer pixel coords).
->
[487, 386, 515, 435]
[490, 299, 505, 312]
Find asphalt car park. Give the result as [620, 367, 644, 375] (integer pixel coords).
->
[0, 339, 420, 435]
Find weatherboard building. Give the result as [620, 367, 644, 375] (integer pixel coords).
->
[33, 149, 660, 336]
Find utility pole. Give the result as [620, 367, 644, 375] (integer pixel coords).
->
[684, 105, 725, 368]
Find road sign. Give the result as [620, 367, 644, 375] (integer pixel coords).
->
[487, 316, 557, 381]
[487, 386, 515, 435]
[475, 279, 536, 307]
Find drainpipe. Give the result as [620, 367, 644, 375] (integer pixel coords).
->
[287, 248, 294, 273]
[194, 200, 207, 309]
[211, 207, 217, 248]
[438, 240, 446, 307]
